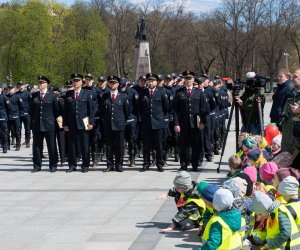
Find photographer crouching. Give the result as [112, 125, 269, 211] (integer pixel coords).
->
[235, 72, 265, 135]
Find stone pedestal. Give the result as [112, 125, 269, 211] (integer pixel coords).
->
[134, 41, 151, 80]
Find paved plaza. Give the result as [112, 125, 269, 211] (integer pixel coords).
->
[0, 102, 272, 250]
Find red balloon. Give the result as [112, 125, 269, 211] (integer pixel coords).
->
[264, 124, 280, 145]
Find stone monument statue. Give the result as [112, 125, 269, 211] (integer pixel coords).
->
[134, 18, 151, 80]
[135, 17, 147, 42]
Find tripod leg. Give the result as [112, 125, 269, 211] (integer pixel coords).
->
[217, 104, 235, 173]
[257, 101, 264, 137]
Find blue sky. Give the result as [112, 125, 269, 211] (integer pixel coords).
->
[0, 0, 222, 12]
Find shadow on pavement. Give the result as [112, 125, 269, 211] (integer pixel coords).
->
[136, 221, 170, 229]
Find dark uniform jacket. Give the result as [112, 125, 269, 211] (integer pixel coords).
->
[164, 85, 176, 122]
[83, 85, 101, 119]
[121, 87, 138, 124]
[204, 86, 219, 114]
[173, 86, 209, 129]
[30, 91, 59, 132]
[6, 93, 23, 120]
[63, 89, 94, 130]
[0, 94, 10, 121]
[137, 87, 169, 130]
[100, 91, 129, 131]
[17, 90, 31, 116]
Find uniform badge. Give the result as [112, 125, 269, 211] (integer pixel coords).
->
[6, 100, 9, 104]
[135, 94, 139, 99]
[19, 99, 23, 102]
[215, 93, 219, 97]
[170, 96, 173, 100]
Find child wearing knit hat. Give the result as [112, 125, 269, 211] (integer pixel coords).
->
[270, 134, 282, 159]
[259, 162, 279, 201]
[278, 176, 300, 228]
[252, 191, 300, 249]
[198, 184, 219, 235]
[159, 171, 206, 233]
[197, 189, 242, 250]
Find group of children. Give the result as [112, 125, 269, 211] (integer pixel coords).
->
[160, 132, 300, 249]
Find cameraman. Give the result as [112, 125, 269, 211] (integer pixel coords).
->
[270, 69, 295, 124]
[235, 72, 265, 135]
[281, 68, 300, 167]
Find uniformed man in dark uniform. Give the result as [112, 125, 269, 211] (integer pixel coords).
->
[83, 73, 101, 168]
[52, 86, 66, 166]
[0, 83, 10, 153]
[202, 75, 219, 161]
[17, 81, 31, 148]
[30, 76, 59, 172]
[132, 75, 147, 157]
[164, 74, 179, 162]
[63, 74, 94, 173]
[100, 76, 129, 172]
[137, 73, 169, 172]
[174, 71, 209, 171]
[98, 76, 110, 161]
[119, 78, 138, 167]
[6, 84, 23, 151]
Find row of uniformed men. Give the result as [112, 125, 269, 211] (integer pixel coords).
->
[0, 71, 229, 172]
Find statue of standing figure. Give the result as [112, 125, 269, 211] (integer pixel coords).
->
[135, 17, 147, 42]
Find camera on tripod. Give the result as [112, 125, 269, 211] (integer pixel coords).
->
[245, 72, 266, 89]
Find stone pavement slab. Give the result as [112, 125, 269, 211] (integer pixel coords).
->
[0, 102, 272, 250]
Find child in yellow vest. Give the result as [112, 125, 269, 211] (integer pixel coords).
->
[252, 191, 300, 249]
[198, 188, 242, 250]
[198, 184, 219, 235]
[278, 176, 300, 233]
[159, 171, 206, 233]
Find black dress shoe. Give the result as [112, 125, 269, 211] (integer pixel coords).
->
[104, 166, 114, 172]
[140, 164, 150, 172]
[157, 165, 164, 172]
[66, 168, 76, 173]
[15, 147, 20, 151]
[81, 168, 89, 173]
[206, 156, 213, 162]
[115, 166, 123, 172]
[192, 168, 199, 172]
[3, 149, 7, 153]
[50, 169, 57, 173]
[31, 168, 41, 173]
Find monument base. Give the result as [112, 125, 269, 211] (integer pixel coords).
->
[134, 41, 151, 81]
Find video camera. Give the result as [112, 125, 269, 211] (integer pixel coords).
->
[245, 72, 266, 89]
[226, 79, 245, 97]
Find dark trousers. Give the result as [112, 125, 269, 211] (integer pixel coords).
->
[20, 115, 31, 142]
[179, 127, 201, 169]
[32, 131, 58, 170]
[106, 130, 124, 168]
[203, 116, 213, 157]
[142, 128, 164, 166]
[8, 119, 21, 147]
[90, 118, 101, 161]
[0, 121, 8, 151]
[125, 122, 137, 158]
[68, 129, 90, 169]
[56, 129, 66, 164]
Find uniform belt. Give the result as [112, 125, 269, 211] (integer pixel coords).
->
[23, 113, 28, 115]
[0, 118, 5, 121]
[94, 117, 100, 120]
[126, 119, 134, 123]
[209, 112, 215, 115]
[12, 116, 19, 119]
